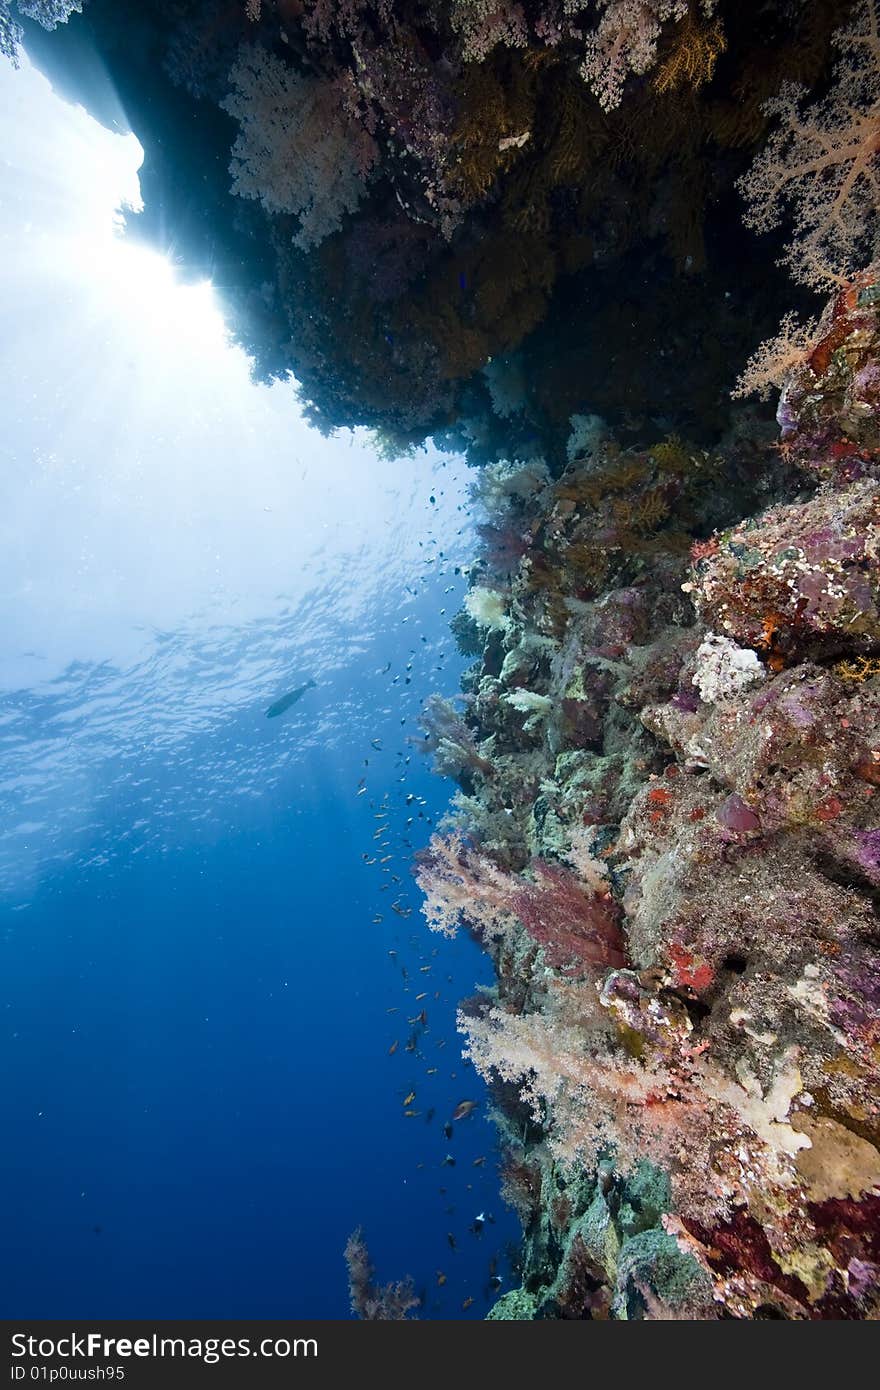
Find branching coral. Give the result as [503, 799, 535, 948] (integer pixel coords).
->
[738, 0, 880, 293]
[223, 43, 377, 249]
[415, 830, 519, 940]
[460, 982, 721, 1210]
[577, 0, 691, 112]
[731, 308, 820, 401]
[417, 694, 495, 781]
[344, 1229, 420, 1320]
[509, 860, 627, 971]
[653, 9, 726, 95]
[417, 828, 626, 972]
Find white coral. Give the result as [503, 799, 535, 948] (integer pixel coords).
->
[503, 688, 554, 731]
[692, 633, 765, 704]
[222, 44, 374, 250]
[464, 585, 509, 630]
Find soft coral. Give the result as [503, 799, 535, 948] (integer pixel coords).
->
[738, 0, 880, 292]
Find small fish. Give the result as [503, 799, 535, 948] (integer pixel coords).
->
[415, 991, 428, 1001]
[447, 1232, 457, 1249]
[388, 1040, 399, 1055]
[472, 1156, 486, 1168]
[443, 1123, 453, 1141]
[372, 915, 383, 924]
[403, 1090, 416, 1107]
[356, 786, 367, 796]
[442, 1155, 456, 1168]
[371, 739, 383, 750]
[452, 1100, 477, 1122]
[265, 679, 316, 719]
[404, 1109, 420, 1118]
[426, 1067, 438, 1076]
[462, 1297, 474, 1311]
[436, 1271, 447, 1286]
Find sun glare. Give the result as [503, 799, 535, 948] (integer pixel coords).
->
[79, 235, 228, 351]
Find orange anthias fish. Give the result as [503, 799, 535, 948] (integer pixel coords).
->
[388, 1040, 399, 1055]
[403, 1090, 416, 1107]
[451, 1100, 478, 1122]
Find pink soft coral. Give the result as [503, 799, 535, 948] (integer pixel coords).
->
[738, 0, 880, 292]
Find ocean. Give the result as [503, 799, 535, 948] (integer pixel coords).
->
[0, 55, 517, 1319]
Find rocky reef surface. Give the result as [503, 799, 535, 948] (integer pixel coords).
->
[417, 272, 880, 1319]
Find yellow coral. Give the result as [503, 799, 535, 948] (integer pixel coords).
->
[650, 434, 692, 473]
[833, 655, 880, 682]
[654, 15, 727, 95]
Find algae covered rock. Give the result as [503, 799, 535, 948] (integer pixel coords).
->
[486, 1287, 539, 1321]
[612, 1229, 715, 1320]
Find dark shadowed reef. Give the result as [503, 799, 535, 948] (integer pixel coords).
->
[15, 0, 841, 446]
[13, 0, 880, 1318]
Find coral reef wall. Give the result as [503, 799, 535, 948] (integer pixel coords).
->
[418, 273, 880, 1318]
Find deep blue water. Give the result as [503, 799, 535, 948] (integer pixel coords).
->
[0, 586, 519, 1318]
[0, 54, 519, 1319]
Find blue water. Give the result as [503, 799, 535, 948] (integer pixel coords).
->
[0, 588, 519, 1318]
[0, 57, 518, 1320]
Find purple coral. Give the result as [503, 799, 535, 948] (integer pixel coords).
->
[511, 861, 627, 973]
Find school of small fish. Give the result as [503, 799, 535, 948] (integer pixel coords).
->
[342, 494, 508, 1314]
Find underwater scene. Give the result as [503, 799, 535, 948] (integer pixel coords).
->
[1, 0, 879, 1324]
